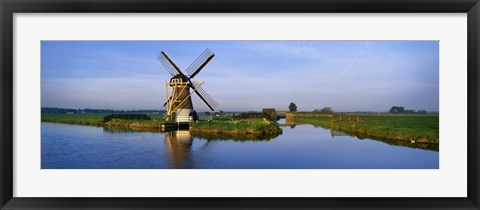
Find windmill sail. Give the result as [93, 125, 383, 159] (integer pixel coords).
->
[157, 54, 178, 76]
[159, 51, 186, 76]
[186, 48, 215, 78]
[191, 82, 218, 111]
[159, 49, 218, 122]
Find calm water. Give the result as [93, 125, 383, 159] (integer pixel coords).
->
[41, 120, 439, 169]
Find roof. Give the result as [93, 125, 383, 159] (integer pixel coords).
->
[170, 74, 189, 82]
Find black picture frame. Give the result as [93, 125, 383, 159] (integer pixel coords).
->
[1, 0, 479, 209]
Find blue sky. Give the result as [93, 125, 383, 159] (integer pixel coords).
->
[41, 41, 439, 112]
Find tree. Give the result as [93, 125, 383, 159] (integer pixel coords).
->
[314, 107, 334, 114]
[389, 106, 405, 114]
[288, 102, 297, 112]
[416, 110, 428, 114]
[404, 110, 415, 114]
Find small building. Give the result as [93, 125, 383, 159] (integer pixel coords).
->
[262, 108, 277, 120]
[202, 112, 213, 121]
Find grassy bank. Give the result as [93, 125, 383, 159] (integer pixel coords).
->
[191, 118, 282, 135]
[104, 118, 167, 130]
[293, 114, 439, 144]
[42, 114, 105, 126]
[41, 114, 166, 127]
[42, 114, 282, 135]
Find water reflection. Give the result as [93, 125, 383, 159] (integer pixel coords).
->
[322, 127, 438, 151]
[103, 126, 282, 168]
[330, 129, 349, 138]
[348, 131, 439, 151]
[43, 122, 439, 169]
[191, 132, 280, 142]
[103, 126, 162, 133]
[165, 130, 193, 168]
[167, 130, 284, 168]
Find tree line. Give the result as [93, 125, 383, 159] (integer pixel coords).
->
[288, 102, 334, 114]
[287, 103, 435, 114]
[41, 107, 166, 114]
[388, 106, 430, 114]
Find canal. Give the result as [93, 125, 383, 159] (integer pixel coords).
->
[41, 120, 439, 169]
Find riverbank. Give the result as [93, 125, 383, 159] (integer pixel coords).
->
[190, 118, 282, 135]
[41, 114, 282, 135]
[41, 114, 105, 126]
[104, 118, 168, 130]
[291, 114, 439, 144]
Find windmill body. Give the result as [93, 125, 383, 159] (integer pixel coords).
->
[168, 74, 196, 121]
[158, 49, 218, 123]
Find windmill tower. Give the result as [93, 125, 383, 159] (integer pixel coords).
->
[158, 48, 219, 123]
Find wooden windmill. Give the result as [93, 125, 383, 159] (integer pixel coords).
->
[158, 48, 219, 122]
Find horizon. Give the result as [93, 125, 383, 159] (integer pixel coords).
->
[40, 106, 437, 113]
[41, 41, 439, 112]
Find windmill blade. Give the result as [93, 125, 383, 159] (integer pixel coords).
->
[193, 88, 217, 111]
[185, 49, 213, 76]
[159, 51, 186, 76]
[186, 48, 215, 79]
[191, 83, 218, 111]
[193, 84, 218, 108]
[157, 54, 177, 76]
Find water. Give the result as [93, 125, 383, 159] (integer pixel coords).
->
[41, 120, 439, 169]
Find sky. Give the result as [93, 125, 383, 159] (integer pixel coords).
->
[41, 41, 439, 112]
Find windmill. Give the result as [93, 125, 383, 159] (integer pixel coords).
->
[158, 48, 219, 123]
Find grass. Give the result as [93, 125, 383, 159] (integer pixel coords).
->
[293, 114, 439, 144]
[41, 114, 281, 135]
[42, 113, 166, 127]
[197, 113, 234, 121]
[104, 118, 168, 130]
[191, 118, 282, 135]
[42, 114, 105, 126]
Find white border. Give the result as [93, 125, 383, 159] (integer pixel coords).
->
[13, 13, 467, 197]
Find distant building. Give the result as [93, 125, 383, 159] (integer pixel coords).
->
[203, 112, 213, 121]
[262, 108, 277, 120]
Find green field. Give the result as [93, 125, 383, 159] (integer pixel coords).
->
[42, 114, 105, 126]
[293, 114, 439, 144]
[197, 113, 234, 121]
[41, 114, 166, 126]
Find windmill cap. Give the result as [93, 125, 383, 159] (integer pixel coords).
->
[170, 74, 189, 82]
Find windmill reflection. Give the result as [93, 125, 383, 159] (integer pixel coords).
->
[163, 130, 282, 168]
[103, 127, 284, 168]
[164, 130, 193, 169]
